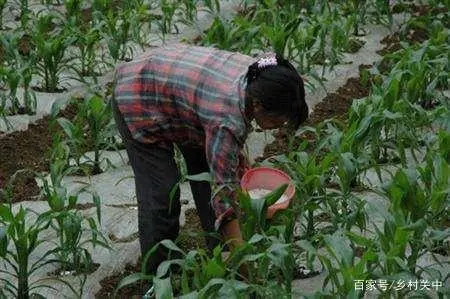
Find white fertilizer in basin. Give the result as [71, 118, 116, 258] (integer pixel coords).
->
[248, 188, 289, 205]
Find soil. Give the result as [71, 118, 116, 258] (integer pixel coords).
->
[0, 102, 78, 203]
[96, 260, 151, 299]
[75, 203, 97, 210]
[260, 75, 371, 160]
[18, 34, 33, 56]
[96, 208, 205, 298]
[345, 38, 365, 54]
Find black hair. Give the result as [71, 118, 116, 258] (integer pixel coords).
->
[245, 54, 309, 129]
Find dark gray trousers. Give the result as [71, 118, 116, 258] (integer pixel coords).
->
[112, 100, 219, 272]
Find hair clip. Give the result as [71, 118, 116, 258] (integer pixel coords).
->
[257, 56, 277, 69]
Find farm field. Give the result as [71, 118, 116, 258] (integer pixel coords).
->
[0, 0, 449, 298]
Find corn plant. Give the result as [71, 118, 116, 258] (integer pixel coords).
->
[116, 184, 296, 297]
[368, 0, 393, 27]
[158, 0, 178, 35]
[286, 20, 320, 73]
[199, 15, 258, 54]
[66, 21, 103, 79]
[178, 0, 198, 26]
[272, 133, 332, 240]
[0, 204, 55, 299]
[32, 12, 75, 92]
[330, 12, 364, 54]
[57, 95, 119, 174]
[36, 145, 110, 273]
[380, 168, 446, 270]
[96, 9, 134, 63]
[0, 66, 21, 114]
[0, 187, 84, 298]
[298, 230, 378, 298]
[17, 0, 31, 30]
[0, 31, 37, 114]
[63, 0, 83, 19]
[341, 0, 368, 36]
[200, 0, 221, 15]
[256, 10, 301, 56]
[129, 0, 155, 49]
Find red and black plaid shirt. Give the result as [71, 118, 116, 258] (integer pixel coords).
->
[113, 44, 256, 229]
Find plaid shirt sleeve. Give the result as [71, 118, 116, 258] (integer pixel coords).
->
[204, 124, 249, 231]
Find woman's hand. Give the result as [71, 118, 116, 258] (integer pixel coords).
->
[221, 219, 244, 249]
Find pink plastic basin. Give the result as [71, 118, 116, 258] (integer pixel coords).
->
[240, 167, 295, 218]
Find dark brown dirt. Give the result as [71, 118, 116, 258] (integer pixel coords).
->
[177, 208, 207, 251]
[18, 34, 33, 56]
[0, 102, 78, 203]
[96, 260, 151, 299]
[260, 76, 370, 160]
[96, 208, 205, 298]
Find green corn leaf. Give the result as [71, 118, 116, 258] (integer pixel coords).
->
[88, 95, 104, 116]
[205, 258, 226, 279]
[68, 195, 77, 209]
[0, 226, 7, 257]
[248, 233, 264, 244]
[57, 117, 76, 139]
[156, 259, 184, 278]
[93, 193, 101, 223]
[0, 204, 12, 222]
[154, 277, 173, 299]
[48, 193, 65, 212]
[324, 232, 353, 267]
[264, 184, 289, 207]
[217, 279, 249, 297]
[160, 239, 185, 255]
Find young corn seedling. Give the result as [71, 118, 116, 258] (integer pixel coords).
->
[128, 0, 154, 49]
[0, 204, 55, 299]
[0, 66, 21, 115]
[178, 0, 198, 26]
[66, 21, 103, 79]
[57, 95, 119, 174]
[116, 184, 296, 297]
[341, 0, 368, 36]
[158, 0, 178, 36]
[287, 20, 320, 73]
[200, 0, 221, 16]
[32, 12, 75, 92]
[115, 240, 257, 298]
[0, 32, 37, 115]
[368, 0, 393, 28]
[96, 9, 134, 63]
[257, 10, 301, 56]
[303, 230, 377, 298]
[18, 0, 31, 30]
[63, 0, 83, 19]
[272, 131, 333, 241]
[36, 147, 110, 273]
[200, 15, 257, 53]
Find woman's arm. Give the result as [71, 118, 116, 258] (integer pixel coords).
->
[221, 219, 244, 249]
